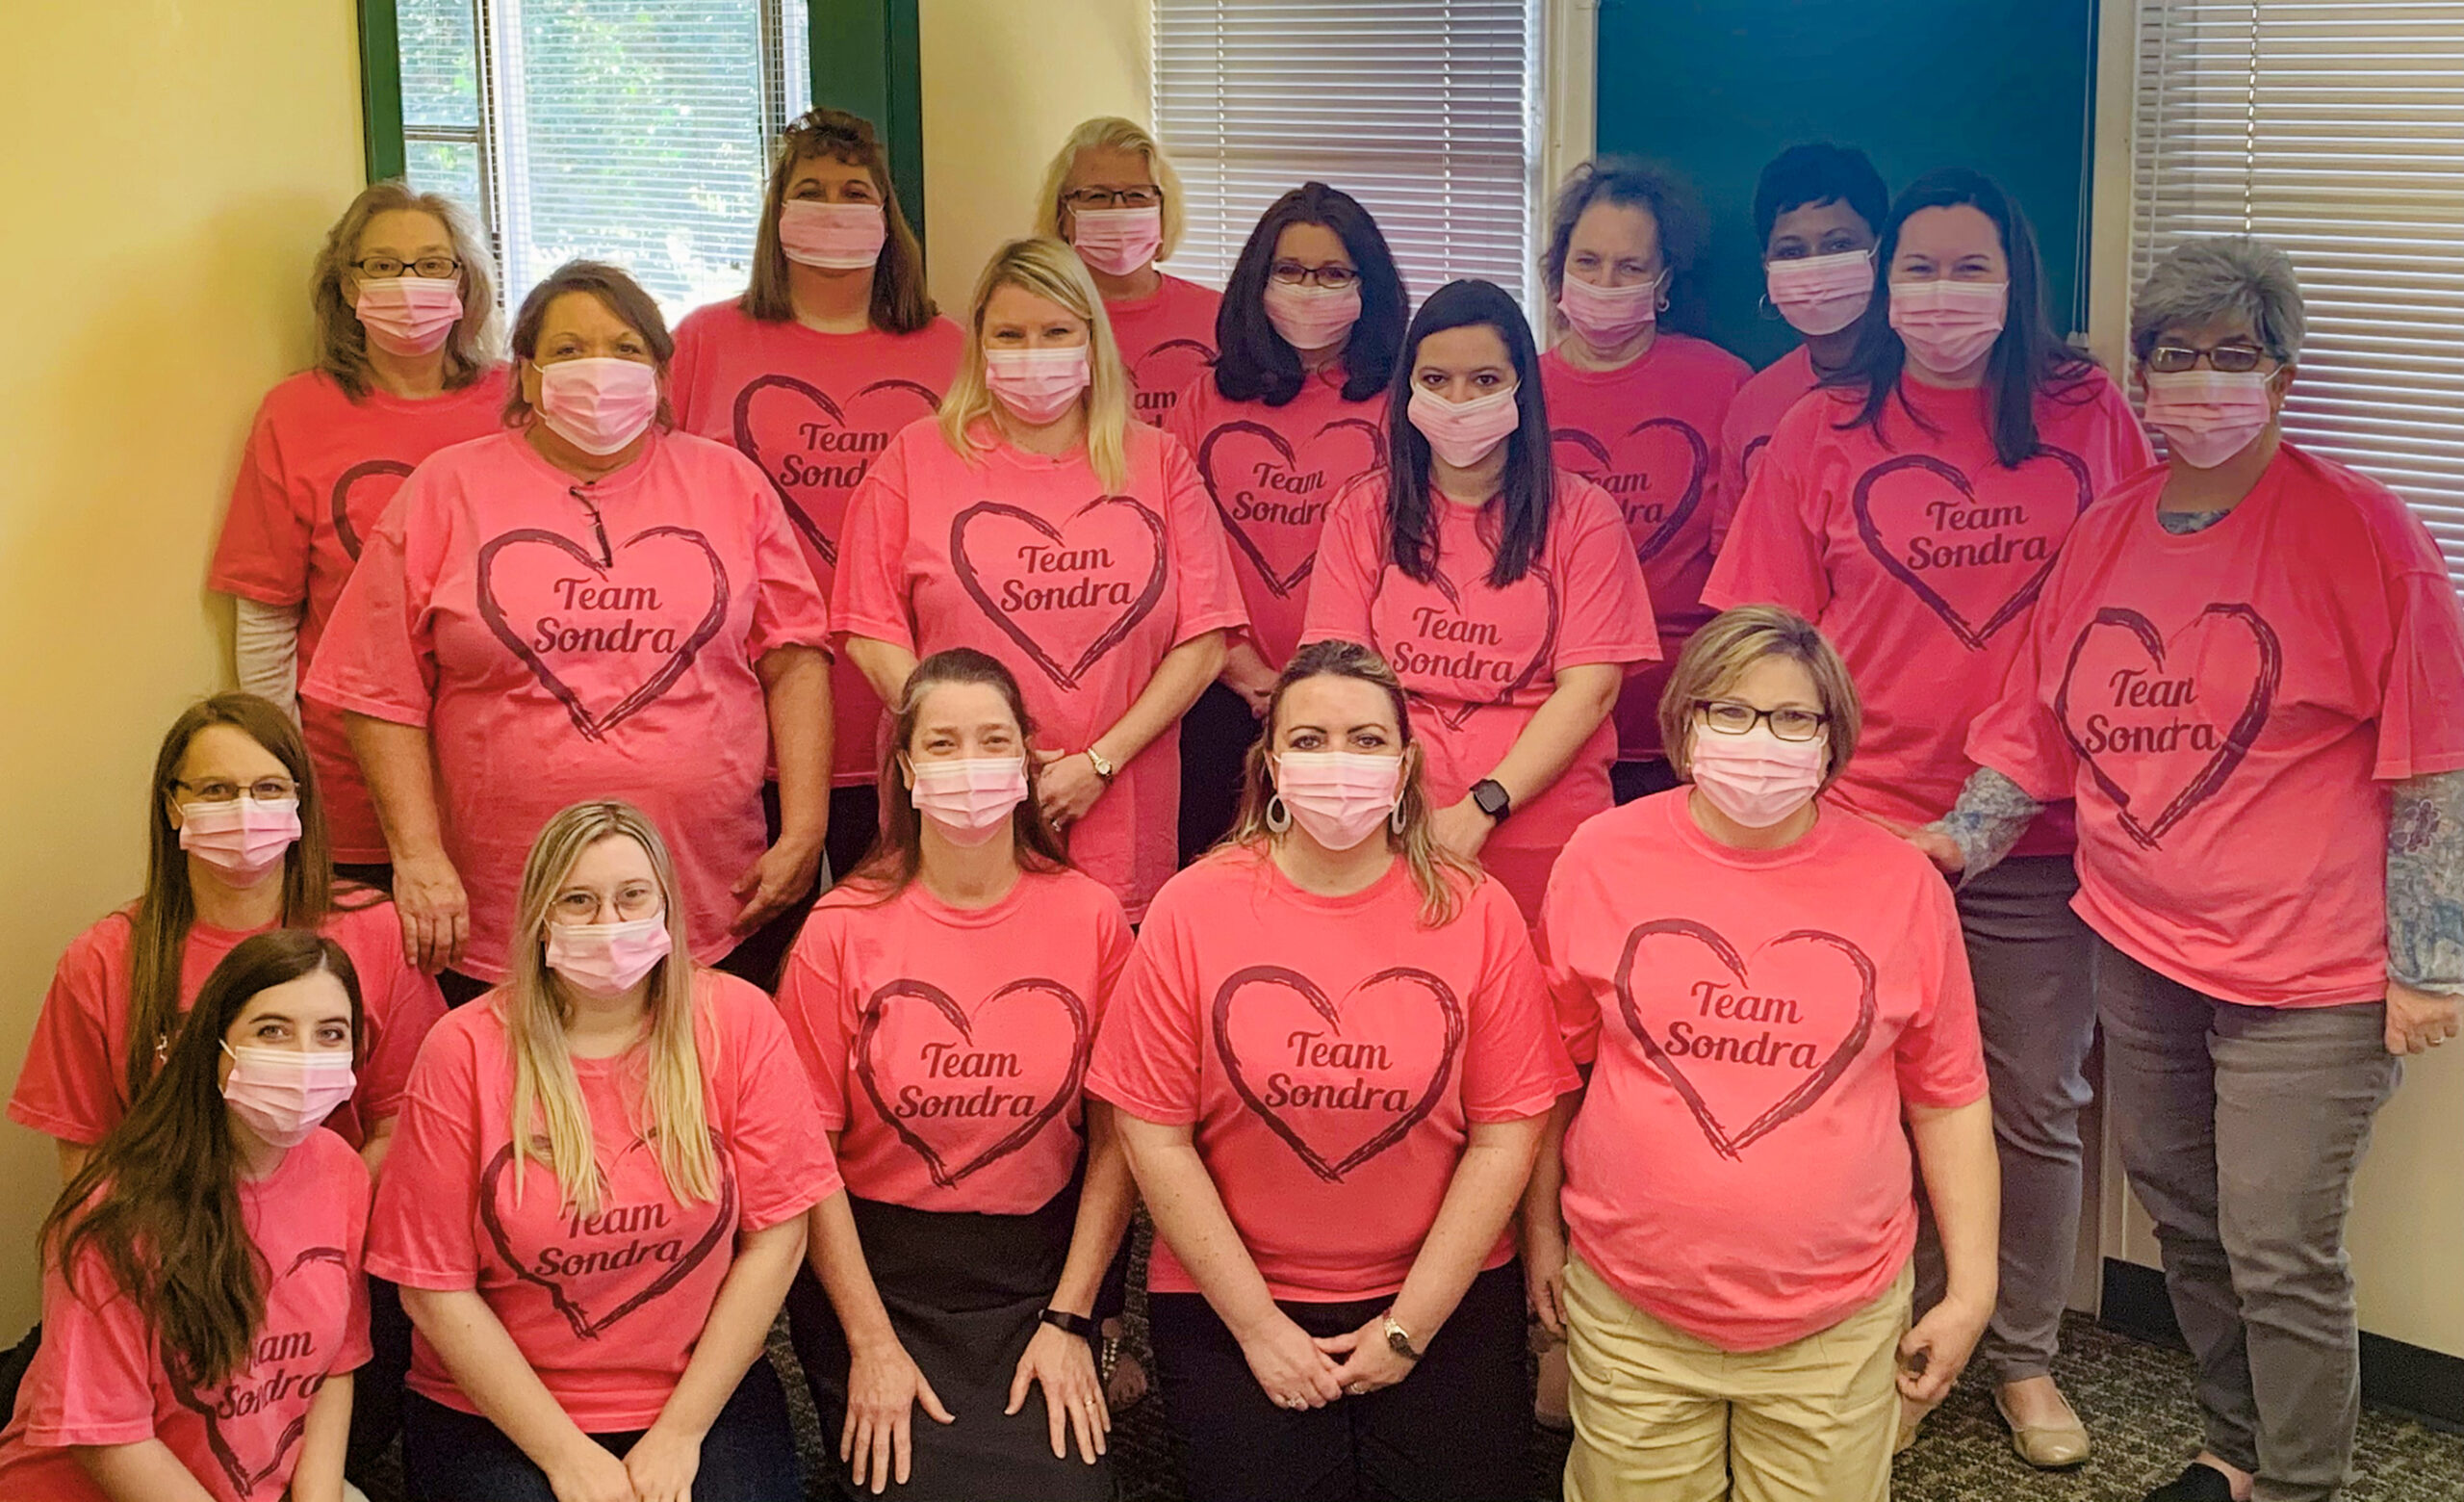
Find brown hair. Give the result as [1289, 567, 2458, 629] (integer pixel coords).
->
[1225, 640, 1477, 926]
[49, 930, 363, 1395]
[500, 260, 677, 431]
[310, 180, 501, 400]
[1657, 606, 1861, 791]
[741, 108, 937, 333]
[1540, 158, 1712, 339]
[846, 649, 1074, 900]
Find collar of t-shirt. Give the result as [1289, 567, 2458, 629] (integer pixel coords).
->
[1246, 846, 1413, 914]
[1657, 787, 1847, 872]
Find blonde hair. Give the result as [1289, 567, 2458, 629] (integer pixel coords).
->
[741, 108, 936, 333]
[311, 180, 501, 401]
[501, 801, 717, 1217]
[937, 238, 1134, 491]
[1034, 117, 1187, 260]
[1226, 640, 1478, 926]
[1657, 606, 1862, 792]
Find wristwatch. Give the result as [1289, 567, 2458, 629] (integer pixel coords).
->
[1039, 1307, 1099, 1341]
[1470, 778, 1513, 824]
[1086, 745, 1116, 782]
[1381, 1311, 1424, 1362]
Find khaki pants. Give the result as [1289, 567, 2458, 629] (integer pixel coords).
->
[1562, 1254, 1911, 1502]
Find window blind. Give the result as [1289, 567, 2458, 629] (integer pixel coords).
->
[1153, 0, 1543, 315]
[2131, 1, 2464, 588]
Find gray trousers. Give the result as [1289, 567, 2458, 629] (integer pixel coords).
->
[2099, 937, 2399, 1502]
[1916, 854, 2099, 1383]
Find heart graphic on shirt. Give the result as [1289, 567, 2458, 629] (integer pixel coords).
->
[1552, 418, 1708, 562]
[1611, 919, 1876, 1160]
[1740, 434, 1772, 480]
[329, 458, 416, 561]
[475, 523, 731, 742]
[731, 374, 940, 567]
[478, 1132, 739, 1342]
[1849, 448, 2092, 649]
[1196, 417, 1383, 597]
[853, 976, 1091, 1188]
[2055, 603, 2282, 849]
[1128, 337, 1218, 407]
[172, 1245, 348, 1496]
[1382, 559, 1561, 731]
[950, 494, 1169, 690]
[1212, 964, 1466, 1183]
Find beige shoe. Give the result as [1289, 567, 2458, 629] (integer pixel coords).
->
[1994, 1387, 2091, 1468]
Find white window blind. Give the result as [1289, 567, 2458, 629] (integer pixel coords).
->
[2131, 1, 2464, 589]
[1153, 0, 1543, 315]
[398, 0, 810, 319]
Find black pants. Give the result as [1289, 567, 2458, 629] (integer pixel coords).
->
[1179, 682, 1259, 863]
[344, 1277, 413, 1478]
[333, 861, 395, 892]
[1609, 758, 1680, 805]
[825, 782, 883, 888]
[1150, 1261, 1531, 1502]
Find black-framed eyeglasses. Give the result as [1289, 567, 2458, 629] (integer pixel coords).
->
[2146, 343, 2272, 376]
[1270, 261, 1359, 290]
[1694, 700, 1828, 742]
[1062, 186, 1163, 210]
[351, 255, 462, 280]
[170, 776, 298, 804]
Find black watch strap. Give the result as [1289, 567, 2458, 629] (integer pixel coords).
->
[1039, 1307, 1099, 1341]
[1471, 778, 1513, 823]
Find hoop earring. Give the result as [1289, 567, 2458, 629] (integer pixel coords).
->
[1389, 803, 1407, 836]
[1266, 795, 1292, 834]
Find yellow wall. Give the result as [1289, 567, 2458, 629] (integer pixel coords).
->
[0, 8, 367, 1326]
[915, 0, 1153, 315]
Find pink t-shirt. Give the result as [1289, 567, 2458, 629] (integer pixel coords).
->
[303, 428, 834, 980]
[1541, 336, 1752, 761]
[1968, 444, 2464, 1008]
[1712, 346, 1820, 555]
[670, 305, 966, 788]
[1165, 366, 1388, 669]
[777, 868, 1134, 1213]
[1539, 792, 1987, 1352]
[9, 897, 444, 1152]
[0, 1131, 372, 1502]
[832, 419, 1248, 920]
[1298, 470, 1660, 921]
[1087, 847, 1575, 1301]
[1704, 372, 2153, 853]
[1106, 274, 1222, 427]
[208, 369, 511, 862]
[366, 971, 839, 1432]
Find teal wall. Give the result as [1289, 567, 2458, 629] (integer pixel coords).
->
[811, 0, 925, 240]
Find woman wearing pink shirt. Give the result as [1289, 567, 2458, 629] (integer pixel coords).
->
[210, 182, 505, 885]
[1524, 606, 1998, 1500]
[371, 800, 837, 1502]
[1537, 160, 1752, 801]
[1928, 238, 2464, 1502]
[777, 649, 1134, 1500]
[0, 930, 372, 1502]
[1301, 277, 1660, 923]
[307, 259, 834, 1003]
[1088, 640, 1577, 1502]
[672, 108, 965, 890]
[1036, 117, 1223, 427]
[834, 237, 1245, 924]
[1165, 181, 1407, 859]
[1706, 168, 2153, 1461]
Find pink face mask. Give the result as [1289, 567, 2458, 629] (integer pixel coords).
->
[2143, 369, 2275, 469]
[221, 1045, 356, 1150]
[545, 915, 673, 997]
[535, 356, 660, 455]
[1068, 206, 1165, 278]
[985, 346, 1091, 425]
[910, 757, 1030, 845]
[1556, 272, 1662, 348]
[1890, 279, 2009, 377]
[1273, 751, 1404, 852]
[1263, 280, 1362, 352]
[178, 795, 302, 882]
[1688, 723, 1827, 829]
[1408, 383, 1522, 469]
[1766, 250, 1874, 337]
[356, 277, 463, 356]
[779, 200, 887, 271]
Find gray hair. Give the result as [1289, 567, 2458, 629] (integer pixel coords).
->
[2130, 236, 2305, 364]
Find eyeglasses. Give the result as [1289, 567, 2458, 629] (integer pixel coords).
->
[1694, 701, 1828, 742]
[170, 777, 298, 804]
[1270, 261, 1359, 290]
[2146, 343, 2271, 375]
[1062, 186, 1164, 210]
[351, 256, 462, 280]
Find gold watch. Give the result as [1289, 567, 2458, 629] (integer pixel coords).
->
[1086, 746, 1116, 782]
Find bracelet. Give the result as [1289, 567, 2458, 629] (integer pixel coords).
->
[1039, 1307, 1099, 1341]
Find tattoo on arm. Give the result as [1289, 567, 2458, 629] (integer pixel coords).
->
[1932, 767, 2044, 884]
[2387, 768, 2464, 995]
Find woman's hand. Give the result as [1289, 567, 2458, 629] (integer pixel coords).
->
[1314, 1316, 1417, 1398]
[620, 1420, 701, 1502]
[1866, 814, 1965, 876]
[1522, 1218, 1570, 1340]
[731, 834, 822, 935]
[547, 1438, 638, 1502]
[2385, 980, 2461, 1055]
[391, 849, 470, 973]
[1221, 645, 1280, 718]
[1035, 749, 1108, 827]
[1896, 1291, 1990, 1406]
[842, 1338, 955, 1495]
[1234, 1311, 1345, 1411]
[1429, 797, 1497, 862]
[1007, 1322, 1109, 1463]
